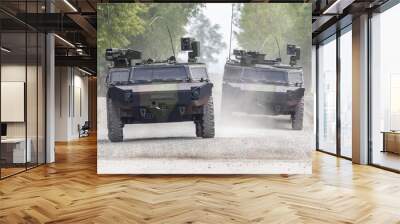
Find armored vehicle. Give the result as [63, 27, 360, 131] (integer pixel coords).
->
[105, 38, 215, 142]
[221, 45, 305, 130]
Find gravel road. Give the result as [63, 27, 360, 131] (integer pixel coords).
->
[97, 97, 314, 161]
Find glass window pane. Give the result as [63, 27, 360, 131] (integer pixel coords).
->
[371, 4, 400, 171]
[152, 67, 187, 80]
[110, 69, 130, 82]
[318, 36, 337, 154]
[190, 67, 208, 80]
[1, 31, 27, 177]
[223, 65, 242, 81]
[340, 29, 352, 158]
[1, 1, 46, 178]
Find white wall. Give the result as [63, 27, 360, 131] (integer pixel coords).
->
[1, 64, 42, 137]
[55, 66, 68, 141]
[71, 72, 89, 138]
[55, 67, 89, 141]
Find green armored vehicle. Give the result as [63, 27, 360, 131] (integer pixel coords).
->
[221, 45, 305, 130]
[105, 38, 215, 142]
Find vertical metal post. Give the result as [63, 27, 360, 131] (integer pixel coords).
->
[352, 14, 369, 164]
[44, 4, 47, 165]
[46, 0, 56, 163]
[367, 11, 373, 164]
[36, 0, 39, 167]
[316, 44, 320, 150]
[25, 0, 28, 171]
[336, 28, 341, 157]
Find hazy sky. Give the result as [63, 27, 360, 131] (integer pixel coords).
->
[186, 3, 239, 75]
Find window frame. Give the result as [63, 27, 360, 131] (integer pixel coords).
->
[315, 24, 353, 160]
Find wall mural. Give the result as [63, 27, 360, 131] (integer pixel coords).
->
[97, 3, 313, 174]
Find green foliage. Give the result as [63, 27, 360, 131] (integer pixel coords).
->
[97, 3, 201, 61]
[97, 4, 148, 53]
[236, 4, 311, 64]
[129, 3, 202, 60]
[188, 12, 227, 63]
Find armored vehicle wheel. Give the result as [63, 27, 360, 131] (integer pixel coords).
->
[201, 96, 215, 138]
[107, 97, 123, 142]
[291, 98, 304, 130]
[195, 122, 202, 137]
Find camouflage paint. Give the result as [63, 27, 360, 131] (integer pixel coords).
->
[107, 82, 212, 123]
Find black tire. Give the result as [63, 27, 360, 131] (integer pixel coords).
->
[195, 122, 202, 137]
[107, 97, 123, 142]
[201, 96, 215, 138]
[291, 98, 304, 130]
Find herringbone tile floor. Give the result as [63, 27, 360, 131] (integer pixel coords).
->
[1, 135, 400, 223]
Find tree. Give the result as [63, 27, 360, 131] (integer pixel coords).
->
[188, 12, 227, 63]
[97, 4, 148, 53]
[129, 3, 202, 60]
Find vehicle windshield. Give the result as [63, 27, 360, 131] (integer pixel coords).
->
[130, 66, 188, 83]
[108, 69, 130, 84]
[241, 68, 288, 83]
[190, 67, 208, 81]
[287, 71, 303, 84]
[223, 65, 242, 82]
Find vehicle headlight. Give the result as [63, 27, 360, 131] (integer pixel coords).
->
[191, 88, 200, 99]
[124, 91, 133, 102]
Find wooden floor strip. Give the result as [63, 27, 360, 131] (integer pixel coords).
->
[0, 135, 399, 223]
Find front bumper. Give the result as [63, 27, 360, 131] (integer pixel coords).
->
[106, 83, 213, 123]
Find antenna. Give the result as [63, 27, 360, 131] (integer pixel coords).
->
[260, 36, 281, 61]
[107, 4, 111, 48]
[149, 16, 176, 59]
[228, 3, 234, 60]
[166, 25, 176, 59]
[273, 36, 281, 60]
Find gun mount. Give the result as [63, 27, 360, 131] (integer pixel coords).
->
[232, 49, 281, 66]
[105, 37, 202, 68]
[181, 37, 200, 63]
[231, 44, 301, 67]
[105, 48, 142, 67]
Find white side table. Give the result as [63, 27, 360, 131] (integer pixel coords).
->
[1, 138, 31, 163]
